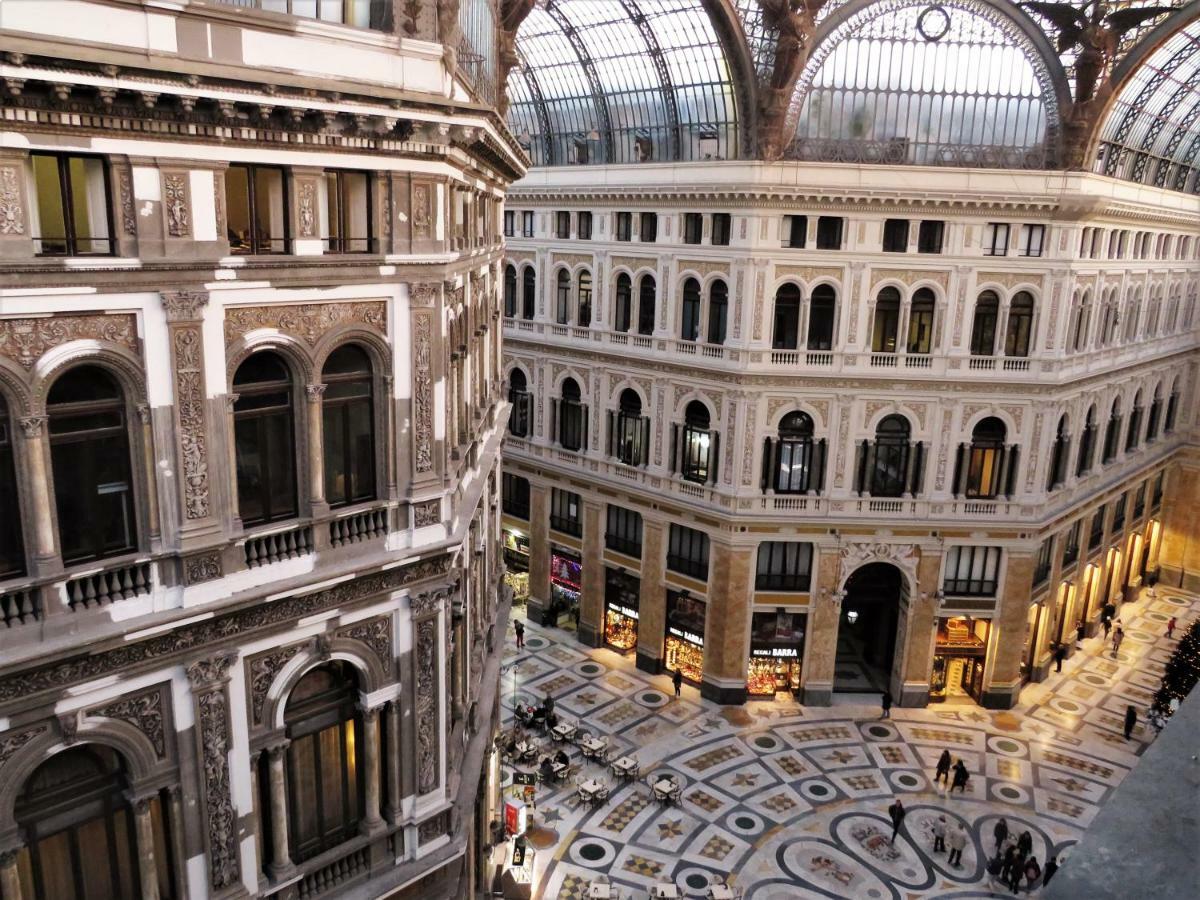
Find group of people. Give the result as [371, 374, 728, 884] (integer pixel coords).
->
[514, 693, 559, 731]
[933, 749, 972, 793]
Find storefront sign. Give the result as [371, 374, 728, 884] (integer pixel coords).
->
[668, 626, 703, 646]
[612, 604, 640, 619]
[752, 646, 798, 658]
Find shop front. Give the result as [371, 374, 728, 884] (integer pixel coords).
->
[930, 616, 990, 702]
[503, 528, 530, 606]
[1020, 601, 1044, 683]
[747, 609, 806, 697]
[664, 590, 706, 683]
[604, 567, 640, 652]
[547, 547, 582, 628]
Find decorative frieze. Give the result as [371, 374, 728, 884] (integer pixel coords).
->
[247, 642, 305, 725]
[977, 271, 1045, 291]
[0, 166, 24, 235]
[297, 181, 317, 237]
[839, 541, 918, 589]
[336, 616, 393, 670]
[413, 498, 441, 527]
[550, 252, 593, 269]
[0, 724, 46, 769]
[117, 167, 136, 236]
[415, 617, 439, 793]
[183, 552, 223, 585]
[0, 313, 139, 369]
[773, 264, 842, 284]
[611, 255, 656, 272]
[187, 651, 240, 891]
[163, 291, 212, 521]
[223, 301, 387, 347]
[163, 173, 190, 237]
[412, 182, 433, 239]
[870, 268, 949, 291]
[89, 686, 167, 758]
[413, 311, 435, 473]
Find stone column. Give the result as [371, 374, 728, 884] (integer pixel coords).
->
[17, 416, 59, 576]
[526, 483, 552, 622]
[0, 846, 23, 900]
[135, 404, 162, 547]
[635, 520, 666, 674]
[265, 741, 295, 881]
[578, 500, 604, 647]
[700, 542, 754, 704]
[132, 797, 162, 900]
[800, 546, 842, 705]
[305, 384, 328, 517]
[360, 705, 386, 834]
[384, 701, 402, 823]
[1158, 450, 1200, 591]
[983, 551, 1035, 709]
[896, 547, 942, 707]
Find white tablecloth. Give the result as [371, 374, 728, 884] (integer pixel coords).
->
[587, 884, 611, 899]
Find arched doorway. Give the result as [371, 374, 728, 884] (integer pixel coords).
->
[835, 563, 904, 694]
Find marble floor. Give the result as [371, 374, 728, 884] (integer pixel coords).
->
[498, 586, 1194, 899]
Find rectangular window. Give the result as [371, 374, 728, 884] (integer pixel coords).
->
[815, 216, 843, 249]
[918, 220, 945, 253]
[1151, 472, 1164, 510]
[502, 472, 530, 520]
[30, 152, 114, 256]
[503, 210, 514, 238]
[616, 212, 632, 241]
[1020, 224, 1045, 258]
[226, 163, 290, 254]
[755, 541, 813, 592]
[882, 218, 909, 253]
[983, 222, 1009, 256]
[0, 411, 24, 579]
[1112, 495, 1127, 530]
[550, 488, 582, 537]
[1034, 537, 1052, 587]
[1089, 510, 1104, 550]
[1133, 482, 1147, 519]
[555, 211, 570, 239]
[640, 212, 658, 243]
[1062, 520, 1081, 566]
[521, 211, 534, 237]
[577, 211, 592, 240]
[943, 545, 1002, 596]
[783, 215, 807, 248]
[667, 523, 709, 579]
[605, 505, 643, 557]
[711, 213, 731, 246]
[683, 213, 703, 245]
[323, 170, 372, 253]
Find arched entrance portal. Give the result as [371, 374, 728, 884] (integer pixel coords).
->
[835, 563, 904, 694]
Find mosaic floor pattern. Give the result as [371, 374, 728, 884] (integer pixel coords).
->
[499, 586, 1197, 899]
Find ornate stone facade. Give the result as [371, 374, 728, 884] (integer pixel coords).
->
[223, 301, 388, 347]
[0, 313, 139, 370]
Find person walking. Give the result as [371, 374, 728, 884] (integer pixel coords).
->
[935, 749, 952, 785]
[1016, 830, 1032, 859]
[672, 667, 683, 699]
[514, 619, 525, 649]
[1124, 704, 1137, 740]
[1102, 616, 1113, 640]
[1008, 848, 1026, 893]
[887, 798, 906, 843]
[950, 759, 969, 793]
[947, 822, 967, 868]
[1167, 616, 1176, 639]
[993, 816, 1008, 854]
[1053, 642, 1067, 673]
[932, 814, 947, 853]
[881, 690, 893, 719]
[1112, 625, 1125, 656]
[1023, 857, 1042, 893]
[1076, 620, 1086, 648]
[1000, 845, 1018, 884]
[1042, 855, 1060, 887]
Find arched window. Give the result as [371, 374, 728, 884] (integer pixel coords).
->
[608, 388, 649, 467]
[1146, 384, 1164, 441]
[503, 264, 517, 317]
[637, 275, 656, 336]
[954, 417, 1015, 499]
[772, 284, 801, 350]
[15, 745, 175, 899]
[284, 662, 364, 862]
[233, 352, 298, 526]
[521, 267, 536, 319]
[555, 269, 570, 325]
[1070, 291, 1091, 352]
[322, 344, 375, 508]
[708, 279, 729, 345]
[577, 270, 592, 325]
[681, 277, 701, 342]
[1005, 291, 1035, 357]
[614, 274, 633, 333]
[673, 400, 717, 485]
[508, 369, 531, 437]
[906, 288, 935, 354]
[1125, 390, 1143, 452]
[1076, 405, 1097, 477]
[1165, 380, 1180, 432]
[554, 377, 586, 452]
[970, 291, 999, 356]
[1102, 399, 1122, 463]
[871, 287, 901, 353]
[1046, 415, 1069, 491]
[856, 414, 922, 497]
[807, 284, 836, 351]
[48, 365, 137, 564]
[0, 394, 22, 578]
[762, 411, 826, 495]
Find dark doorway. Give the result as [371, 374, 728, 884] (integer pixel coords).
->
[835, 563, 903, 693]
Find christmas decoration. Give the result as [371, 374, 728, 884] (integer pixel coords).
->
[1154, 618, 1200, 713]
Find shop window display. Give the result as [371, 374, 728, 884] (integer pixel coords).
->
[747, 610, 806, 696]
[664, 591, 706, 682]
[930, 616, 989, 702]
[604, 568, 640, 652]
[549, 549, 582, 627]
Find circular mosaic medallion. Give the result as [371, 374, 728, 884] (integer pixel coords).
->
[523, 636, 548, 650]
[753, 734, 782, 751]
[799, 779, 836, 803]
[1081, 673, 1109, 687]
[1145, 611, 1168, 622]
[1126, 630, 1154, 643]
[889, 771, 923, 792]
[865, 724, 893, 740]
[568, 836, 616, 868]
[726, 811, 764, 837]
[675, 866, 724, 894]
[991, 782, 1030, 805]
[987, 736, 1027, 757]
[1048, 697, 1084, 715]
[636, 690, 670, 709]
[685, 873, 709, 890]
[574, 661, 605, 677]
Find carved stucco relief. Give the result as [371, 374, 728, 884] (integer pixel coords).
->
[0, 313, 139, 369]
[0, 166, 23, 235]
[336, 616, 393, 671]
[88, 686, 167, 758]
[224, 301, 387, 347]
[247, 642, 305, 725]
[412, 182, 432, 239]
[163, 172, 190, 237]
[838, 542, 918, 591]
[415, 617, 440, 794]
[187, 652, 240, 890]
[413, 311, 434, 473]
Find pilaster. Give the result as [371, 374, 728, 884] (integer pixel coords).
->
[700, 542, 753, 704]
[578, 500, 604, 647]
[526, 483, 551, 621]
[635, 520, 666, 674]
[982, 551, 1035, 709]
